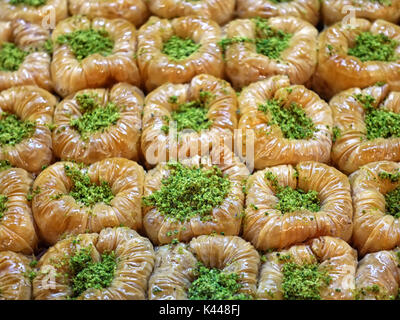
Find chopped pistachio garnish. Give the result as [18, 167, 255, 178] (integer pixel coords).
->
[56, 29, 114, 61]
[142, 162, 231, 222]
[265, 171, 321, 214]
[0, 112, 35, 146]
[0, 160, 11, 171]
[162, 35, 201, 61]
[0, 195, 8, 220]
[68, 246, 117, 297]
[64, 165, 114, 207]
[378, 170, 400, 183]
[9, 0, 46, 6]
[258, 98, 316, 140]
[332, 126, 341, 143]
[348, 32, 398, 62]
[384, 186, 400, 219]
[282, 261, 332, 300]
[188, 263, 252, 300]
[0, 42, 29, 72]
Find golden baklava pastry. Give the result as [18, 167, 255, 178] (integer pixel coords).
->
[0, 19, 52, 91]
[33, 227, 155, 300]
[142, 150, 249, 245]
[0, 166, 37, 254]
[331, 84, 400, 174]
[243, 161, 353, 250]
[236, 76, 332, 170]
[0, 86, 57, 173]
[31, 158, 145, 245]
[148, 235, 259, 300]
[350, 161, 400, 256]
[69, 0, 149, 27]
[0, 251, 33, 300]
[222, 16, 318, 90]
[53, 83, 144, 164]
[313, 19, 400, 100]
[137, 16, 224, 91]
[148, 0, 235, 25]
[141, 74, 237, 167]
[237, 0, 320, 26]
[0, 0, 68, 25]
[51, 16, 141, 97]
[355, 248, 400, 300]
[257, 236, 357, 300]
[321, 0, 400, 26]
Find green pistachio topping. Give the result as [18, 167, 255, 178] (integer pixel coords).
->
[348, 32, 398, 62]
[0, 112, 35, 146]
[355, 93, 400, 140]
[0, 42, 29, 72]
[265, 171, 321, 214]
[56, 29, 114, 61]
[0, 160, 11, 171]
[142, 162, 231, 222]
[370, 0, 392, 6]
[332, 126, 341, 143]
[162, 35, 201, 61]
[0, 195, 8, 220]
[9, 0, 46, 6]
[258, 98, 316, 140]
[379, 170, 400, 182]
[71, 93, 120, 140]
[384, 186, 400, 219]
[68, 246, 117, 297]
[282, 261, 332, 300]
[188, 263, 252, 300]
[64, 165, 114, 207]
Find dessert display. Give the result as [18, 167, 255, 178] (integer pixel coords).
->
[237, 0, 320, 26]
[313, 18, 400, 100]
[137, 16, 224, 91]
[148, 235, 259, 300]
[0, 19, 52, 91]
[141, 74, 237, 166]
[33, 227, 155, 299]
[350, 161, 400, 256]
[243, 161, 353, 250]
[222, 16, 318, 89]
[236, 76, 332, 169]
[331, 84, 400, 174]
[53, 83, 144, 164]
[31, 158, 145, 245]
[148, 0, 235, 25]
[51, 15, 141, 97]
[257, 236, 357, 300]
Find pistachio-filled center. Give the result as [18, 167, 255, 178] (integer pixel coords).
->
[9, 0, 46, 6]
[218, 18, 292, 60]
[56, 29, 114, 61]
[355, 93, 400, 140]
[68, 246, 117, 298]
[64, 164, 114, 207]
[378, 171, 400, 218]
[0, 112, 35, 146]
[0, 42, 29, 72]
[71, 93, 120, 140]
[281, 259, 332, 300]
[188, 263, 252, 300]
[142, 162, 231, 222]
[162, 35, 201, 61]
[348, 32, 398, 62]
[265, 171, 321, 214]
[0, 195, 8, 220]
[258, 98, 316, 140]
[0, 160, 11, 171]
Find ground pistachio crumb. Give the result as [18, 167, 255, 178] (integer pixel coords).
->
[56, 29, 114, 61]
[265, 171, 321, 214]
[378, 170, 400, 182]
[0, 112, 35, 146]
[384, 186, 400, 219]
[348, 32, 398, 62]
[68, 246, 117, 297]
[162, 35, 201, 61]
[64, 164, 114, 207]
[0, 160, 11, 171]
[71, 93, 120, 140]
[142, 162, 231, 222]
[188, 262, 252, 300]
[0, 42, 29, 72]
[0, 194, 8, 220]
[282, 261, 332, 300]
[9, 0, 46, 6]
[258, 98, 316, 140]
